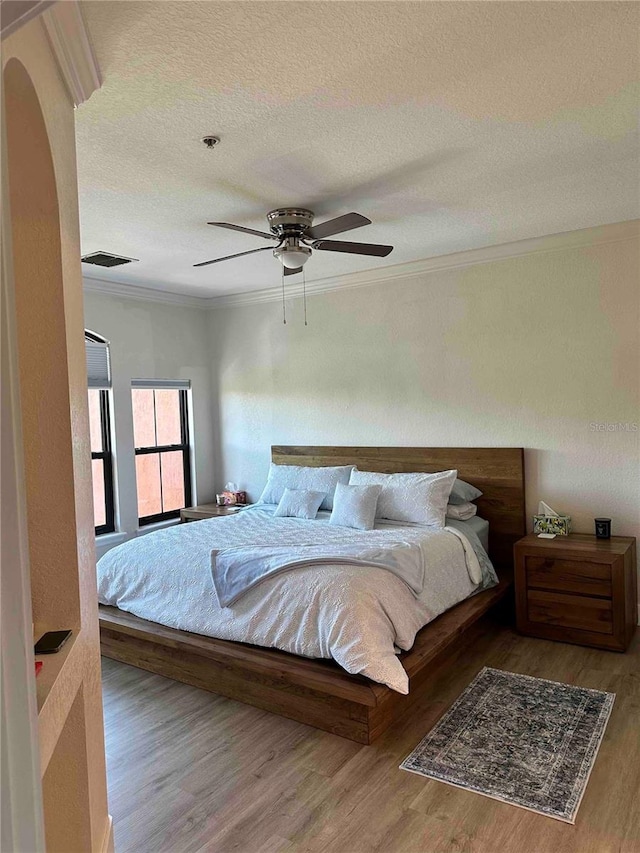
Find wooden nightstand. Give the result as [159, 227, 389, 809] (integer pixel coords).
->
[180, 502, 244, 522]
[514, 533, 637, 651]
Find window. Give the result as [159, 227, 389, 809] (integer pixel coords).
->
[131, 380, 192, 525]
[86, 331, 115, 534]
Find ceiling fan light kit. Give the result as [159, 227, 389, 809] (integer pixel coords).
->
[273, 239, 312, 269]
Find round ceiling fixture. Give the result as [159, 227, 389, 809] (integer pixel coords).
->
[273, 240, 312, 269]
[201, 136, 220, 149]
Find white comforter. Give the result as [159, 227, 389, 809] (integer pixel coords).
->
[97, 507, 481, 693]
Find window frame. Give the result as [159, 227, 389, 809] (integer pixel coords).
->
[90, 388, 116, 536]
[134, 387, 192, 526]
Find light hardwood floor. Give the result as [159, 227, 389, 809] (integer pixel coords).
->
[102, 621, 640, 853]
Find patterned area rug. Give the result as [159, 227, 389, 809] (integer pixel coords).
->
[400, 667, 614, 823]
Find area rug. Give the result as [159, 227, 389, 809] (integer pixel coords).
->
[400, 667, 614, 823]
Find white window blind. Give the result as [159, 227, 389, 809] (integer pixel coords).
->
[86, 341, 111, 388]
[131, 378, 191, 390]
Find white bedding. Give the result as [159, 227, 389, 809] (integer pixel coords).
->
[97, 507, 488, 693]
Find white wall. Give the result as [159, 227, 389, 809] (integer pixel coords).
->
[83, 291, 216, 555]
[208, 234, 640, 583]
[84, 229, 639, 593]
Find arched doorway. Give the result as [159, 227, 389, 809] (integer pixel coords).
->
[3, 56, 91, 852]
[4, 55, 82, 634]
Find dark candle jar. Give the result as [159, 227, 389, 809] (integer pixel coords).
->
[594, 518, 612, 539]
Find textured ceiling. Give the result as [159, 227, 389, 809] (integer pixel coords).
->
[77, 1, 640, 298]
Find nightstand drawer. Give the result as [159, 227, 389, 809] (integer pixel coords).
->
[525, 556, 612, 597]
[527, 590, 613, 635]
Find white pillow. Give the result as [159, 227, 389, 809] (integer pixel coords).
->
[329, 483, 382, 531]
[258, 463, 354, 511]
[446, 501, 478, 521]
[349, 469, 457, 527]
[274, 488, 325, 520]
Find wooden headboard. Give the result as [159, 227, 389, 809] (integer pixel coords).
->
[271, 446, 526, 572]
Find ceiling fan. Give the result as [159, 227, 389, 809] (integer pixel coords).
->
[193, 208, 393, 276]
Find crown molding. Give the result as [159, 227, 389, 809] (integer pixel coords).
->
[1, 0, 55, 40]
[83, 276, 210, 310]
[82, 220, 639, 311]
[42, 1, 101, 106]
[208, 220, 639, 308]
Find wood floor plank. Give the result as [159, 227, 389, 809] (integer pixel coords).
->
[102, 625, 640, 853]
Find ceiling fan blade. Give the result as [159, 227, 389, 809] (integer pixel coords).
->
[283, 266, 303, 276]
[193, 245, 274, 268]
[207, 222, 276, 240]
[312, 240, 393, 257]
[306, 212, 371, 240]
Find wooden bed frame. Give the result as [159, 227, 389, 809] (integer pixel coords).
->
[99, 446, 525, 744]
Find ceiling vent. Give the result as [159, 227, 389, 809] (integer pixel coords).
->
[81, 251, 139, 267]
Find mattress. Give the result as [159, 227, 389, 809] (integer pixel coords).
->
[97, 506, 496, 693]
[460, 515, 489, 552]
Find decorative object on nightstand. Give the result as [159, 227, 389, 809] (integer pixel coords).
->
[216, 483, 247, 506]
[514, 533, 637, 651]
[180, 502, 246, 522]
[595, 517, 612, 539]
[533, 500, 571, 536]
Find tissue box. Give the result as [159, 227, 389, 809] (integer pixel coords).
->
[220, 490, 247, 506]
[533, 515, 572, 535]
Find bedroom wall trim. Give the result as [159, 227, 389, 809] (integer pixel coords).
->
[207, 219, 639, 308]
[0, 1, 55, 40]
[41, 2, 101, 107]
[83, 275, 211, 309]
[82, 219, 639, 309]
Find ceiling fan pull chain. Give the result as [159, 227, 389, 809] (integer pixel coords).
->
[302, 267, 308, 327]
[281, 267, 287, 325]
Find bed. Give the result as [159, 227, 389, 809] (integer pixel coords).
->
[99, 446, 526, 743]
